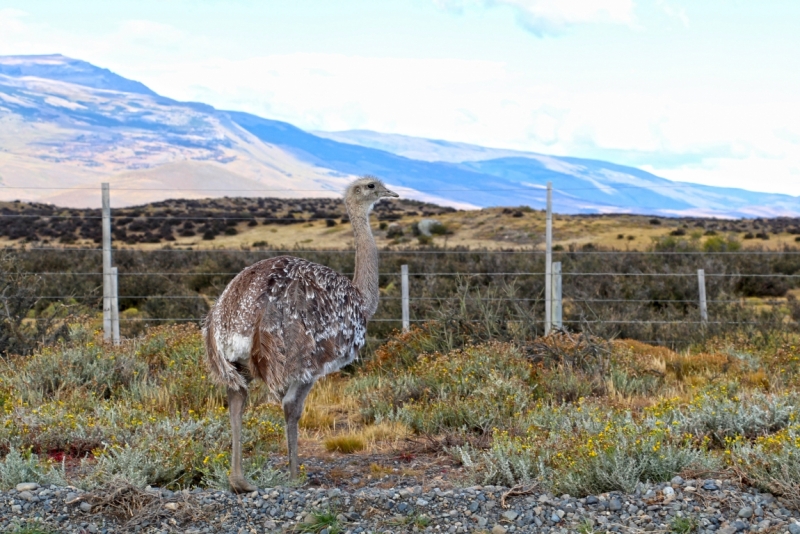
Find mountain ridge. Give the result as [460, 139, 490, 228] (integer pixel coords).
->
[0, 54, 798, 216]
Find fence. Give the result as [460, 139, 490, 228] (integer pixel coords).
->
[2, 182, 800, 350]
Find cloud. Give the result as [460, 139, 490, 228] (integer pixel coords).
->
[435, 0, 636, 35]
[0, 8, 30, 36]
[656, 0, 689, 27]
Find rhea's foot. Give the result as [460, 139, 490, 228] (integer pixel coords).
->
[228, 475, 258, 494]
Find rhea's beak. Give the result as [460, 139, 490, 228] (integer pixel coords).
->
[384, 189, 399, 198]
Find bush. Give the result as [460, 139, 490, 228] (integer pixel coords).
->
[455, 402, 717, 495]
[676, 391, 797, 446]
[703, 235, 742, 252]
[351, 342, 535, 435]
[731, 424, 800, 506]
[0, 448, 67, 490]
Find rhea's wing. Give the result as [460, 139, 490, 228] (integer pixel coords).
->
[248, 258, 365, 396]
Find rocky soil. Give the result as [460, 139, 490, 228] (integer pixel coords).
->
[2, 477, 800, 534]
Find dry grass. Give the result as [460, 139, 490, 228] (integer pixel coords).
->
[323, 435, 366, 454]
[82, 480, 207, 528]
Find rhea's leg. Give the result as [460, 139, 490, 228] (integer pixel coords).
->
[227, 386, 257, 493]
[282, 380, 315, 478]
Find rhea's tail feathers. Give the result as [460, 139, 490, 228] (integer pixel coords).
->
[249, 311, 288, 401]
[203, 315, 248, 391]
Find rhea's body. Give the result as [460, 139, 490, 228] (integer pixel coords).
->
[205, 256, 367, 395]
[202, 176, 398, 491]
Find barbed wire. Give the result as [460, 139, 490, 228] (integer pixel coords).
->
[0, 295, 775, 304]
[0, 182, 774, 193]
[15, 271, 800, 278]
[8, 247, 800, 255]
[116, 317, 766, 326]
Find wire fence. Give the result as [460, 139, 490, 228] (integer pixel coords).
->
[2, 182, 800, 351]
[5, 254, 798, 324]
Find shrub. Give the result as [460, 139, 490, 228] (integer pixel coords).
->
[0, 448, 67, 490]
[703, 235, 742, 252]
[351, 342, 535, 435]
[455, 403, 717, 495]
[731, 424, 800, 506]
[676, 391, 797, 446]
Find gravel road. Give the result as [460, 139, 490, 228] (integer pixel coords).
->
[2, 477, 799, 533]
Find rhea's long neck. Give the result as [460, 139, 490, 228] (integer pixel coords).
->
[347, 203, 380, 318]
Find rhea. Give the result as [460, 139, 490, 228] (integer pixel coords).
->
[203, 176, 398, 492]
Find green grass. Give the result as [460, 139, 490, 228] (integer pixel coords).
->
[295, 510, 342, 533]
[6, 522, 56, 534]
[670, 515, 698, 534]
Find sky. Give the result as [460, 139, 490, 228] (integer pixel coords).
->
[1, 0, 799, 195]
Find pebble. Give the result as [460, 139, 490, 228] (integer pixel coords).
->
[0, 480, 795, 533]
[15, 482, 40, 492]
[502, 510, 518, 521]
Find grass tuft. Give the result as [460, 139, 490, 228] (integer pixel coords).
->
[324, 435, 366, 454]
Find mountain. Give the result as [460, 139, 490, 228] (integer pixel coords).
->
[1, 54, 799, 216]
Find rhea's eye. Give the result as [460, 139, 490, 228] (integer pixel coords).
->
[367, 183, 375, 189]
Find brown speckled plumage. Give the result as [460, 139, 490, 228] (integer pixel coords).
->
[204, 255, 367, 397]
[202, 176, 398, 486]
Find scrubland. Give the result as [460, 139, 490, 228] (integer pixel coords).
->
[0, 314, 798, 509]
[2, 198, 800, 522]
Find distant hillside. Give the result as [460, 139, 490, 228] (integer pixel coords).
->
[2, 195, 799, 251]
[1, 54, 800, 216]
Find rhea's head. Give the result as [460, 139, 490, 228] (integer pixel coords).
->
[344, 176, 399, 213]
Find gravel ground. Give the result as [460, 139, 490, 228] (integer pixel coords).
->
[2, 477, 799, 534]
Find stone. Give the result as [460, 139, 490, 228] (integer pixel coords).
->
[586, 496, 599, 505]
[702, 480, 720, 491]
[11, 505, 22, 513]
[164, 503, 179, 511]
[718, 526, 737, 534]
[18, 491, 34, 501]
[476, 516, 488, 527]
[417, 219, 442, 237]
[87, 524, 98, 534]
[80, 502, 92, 513]
[788, 523, 800, 534]
[609, 499, 623, 511]
[304, 513, 317, 524]
[491, 525, 507, 534]
[502, 510, 518, 521]
[738, 506, 754, 518]
[415, 498, 428, 506]
[396, 502, 409, 513]
[671, 476, 684, 485]
[15, 483, 40, 492]
[662, 487, 675, 498]
[551, 512, 561, 523]
[732, 520, 748, 531]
